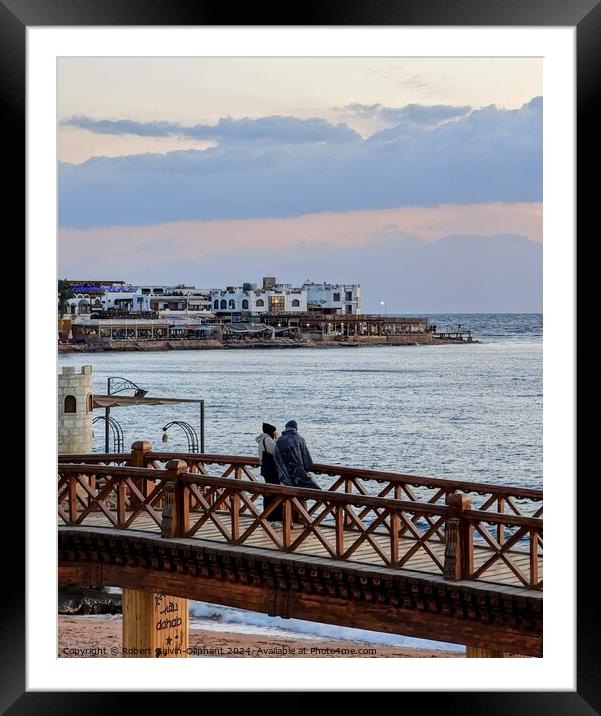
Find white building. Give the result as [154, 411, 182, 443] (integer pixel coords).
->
[63, 280, 126, 316]
[101, 286, 213, 315]
[302, 281, 361, 315]
[65, 277, 361, 319]
[65, 293, 102, 316]
[210, 285, 307, 315]
[209, 277, 361, 316]
[101, 286, 150, 312]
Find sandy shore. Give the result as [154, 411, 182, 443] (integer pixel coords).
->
[58, 615, 462, 658]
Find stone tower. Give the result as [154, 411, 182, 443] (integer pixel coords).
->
[58, 365, 94, 454]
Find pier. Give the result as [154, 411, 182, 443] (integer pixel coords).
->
[58, 443, 542, 658]
[61, 312, 479, 350]
[432, 329, 473, 342]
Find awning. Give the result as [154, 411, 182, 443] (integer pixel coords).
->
[92, 395, 203, 408]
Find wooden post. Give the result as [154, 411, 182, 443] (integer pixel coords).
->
[230, 466, 242, 542]
[282, 499, 292, 549]
[390, 509, 400, 565]
[497, 496, 506, 545]
[444, 493, 472, 580]
[161, 459, 189, 538]
[117, 479, 126, 528]
[128, 441, 154, 510]
[121, 458, 191, 659]
[129, 440, 152, 468]
[530, 529, 539, 587]
[335, 505, 345, 558]
[445, 494, 503, 658]
[122, 588, 189, 658]
[344, 480, 354, 527]
[68, 477, 78, 524]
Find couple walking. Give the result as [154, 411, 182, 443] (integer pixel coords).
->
[255, 420, 321, 524]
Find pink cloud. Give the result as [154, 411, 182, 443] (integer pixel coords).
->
[59, 201, 542, 280]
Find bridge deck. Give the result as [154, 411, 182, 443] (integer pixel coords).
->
[71, 509, 542, 589]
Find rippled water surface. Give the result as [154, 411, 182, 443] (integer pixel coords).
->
[59, 313, 542, 490]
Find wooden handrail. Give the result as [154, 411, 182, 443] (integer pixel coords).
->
[58, 450, 542, 503]
[464, 509, 543, 530]
[312, 464, 542, 501]
[143, 451, 543, 502]
[147, 452, 260, 466]
[58, 464, 165, 479]
[59, 453, 128, 463]
[58, 464, 446, 514]
[178, 470, 448, 514]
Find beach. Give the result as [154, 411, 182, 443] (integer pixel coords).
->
[58, 616, 462, 658]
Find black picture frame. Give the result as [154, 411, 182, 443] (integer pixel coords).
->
[8, 0, 591, 710]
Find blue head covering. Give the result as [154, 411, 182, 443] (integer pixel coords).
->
[285, 420, 298, 430]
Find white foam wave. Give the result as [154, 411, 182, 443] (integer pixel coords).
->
[189, 601, 464, 651]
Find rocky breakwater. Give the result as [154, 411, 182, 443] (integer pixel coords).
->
[59, 586, 122, 615]
[59, 339, 224, 353]
[58, 335, 476, 353]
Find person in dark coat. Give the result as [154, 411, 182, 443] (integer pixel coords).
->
[274, 420, 321, 490]
[255, 422, 283, 523]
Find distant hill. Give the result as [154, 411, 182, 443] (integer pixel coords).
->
[269, 233, 543, 314]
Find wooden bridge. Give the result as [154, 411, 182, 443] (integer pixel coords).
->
[58, 442, 542, 657]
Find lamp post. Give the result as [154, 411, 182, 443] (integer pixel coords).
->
[162, 421, 199, 453]
[380, 300, 386, 317]
[105, 377, 148, 452]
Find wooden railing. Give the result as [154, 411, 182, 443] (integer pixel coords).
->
[58, 458, 543, 590]
[58, 464, 170, 530]
[59, 441, 543, 521]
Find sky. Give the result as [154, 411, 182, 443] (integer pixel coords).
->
[57, 57, 543, 312]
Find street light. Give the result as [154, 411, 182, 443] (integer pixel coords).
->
[380, 300, 386, 316]
[162, 421, 199, 453]
[107, 376, 148, 397]
[104, 377, 148, 451]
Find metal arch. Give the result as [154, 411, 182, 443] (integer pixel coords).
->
[107, 376, 148, 397]
[162, 420, 199, 453]
[93, 415, 125, 452]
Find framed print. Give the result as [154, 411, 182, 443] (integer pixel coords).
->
[7, 0, 592, 710]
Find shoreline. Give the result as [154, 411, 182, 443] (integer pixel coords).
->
[59, 336, 475, 354]
[58, 615, 463, 658]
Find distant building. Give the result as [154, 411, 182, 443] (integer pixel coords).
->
[65, 280, 128, 294]
[64, 280, 129, 316]
[100, 285, 214, 315]
[303, 281, 361, 315]
[210, 284, 307, 316]
[61, 276, 362, 321]
[209, 278, 361, 317]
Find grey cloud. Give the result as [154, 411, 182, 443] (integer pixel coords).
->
[60, 114, 361, 144]
[368, 68, 437, 96]
[59, 97, 542, 228]
[338, 102, 471, 126]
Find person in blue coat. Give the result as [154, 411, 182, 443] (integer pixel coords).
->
[274, 420, 321, 490]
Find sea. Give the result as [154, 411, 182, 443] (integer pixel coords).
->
[59, 313, 542, 652]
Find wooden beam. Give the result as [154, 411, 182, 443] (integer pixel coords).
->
[60, 560, 541, 657]
[122, 587, 189, 658]
[466, 646, 506, 658]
